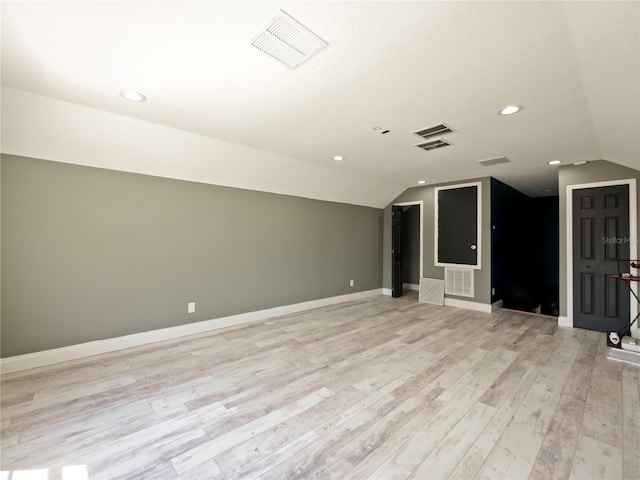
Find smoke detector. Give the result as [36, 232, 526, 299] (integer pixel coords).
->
[251, 10, 329, 70]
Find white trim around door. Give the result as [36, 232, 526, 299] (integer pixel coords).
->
[565, 178, 638, 338]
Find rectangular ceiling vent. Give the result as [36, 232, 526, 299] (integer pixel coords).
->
[413, 123, 455, 139]
[415, 138, 452, 152]
[476, 156, 511, 167]
[251, 10, 329, 70]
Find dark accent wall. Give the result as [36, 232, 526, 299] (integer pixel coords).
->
[1, 155, 384, 357]
[491, 179, 528, 305]
[530, 196, 560, 289]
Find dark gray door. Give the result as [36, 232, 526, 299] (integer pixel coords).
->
[573, 185, 630, 332]
[392, 206, 403, 298]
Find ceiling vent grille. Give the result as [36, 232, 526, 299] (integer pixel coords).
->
[476, 156, 511, 167]
[251, 10, 329, 70]
[415, 138, 452, 152]
[413, 123, 455, 139]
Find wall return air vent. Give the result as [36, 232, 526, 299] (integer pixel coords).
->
[251, 10, 329, 70]
[415, 138, 452, 152]
[445, 267, 474, 298]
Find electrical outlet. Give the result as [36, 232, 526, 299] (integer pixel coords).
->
[350, 279, 355, 287]
[491, 288, 495, 296]
[188, 302, 196, 313]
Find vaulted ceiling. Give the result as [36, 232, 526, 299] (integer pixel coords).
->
[2, 1, 638, 207]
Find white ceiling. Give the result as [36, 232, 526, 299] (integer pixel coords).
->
[2, 1, 639, 205]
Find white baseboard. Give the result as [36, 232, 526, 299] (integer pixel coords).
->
[1, 289, 383, 375]
[558, 316, 572, 328]
[383, 293, 499, 314]
[383, 285, 419, 295]
[444, 297, 497, 313]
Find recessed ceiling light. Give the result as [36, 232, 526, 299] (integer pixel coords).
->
[548, 159, 561, 165]
[418, 180, 426, 185]
[499, 105, 522, 116]
[333, 155, 344, 161]
[119, 90, 147, 102]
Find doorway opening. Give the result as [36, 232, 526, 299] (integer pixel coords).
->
[391, 202, 423, 298]
[491, 179, 560, 316]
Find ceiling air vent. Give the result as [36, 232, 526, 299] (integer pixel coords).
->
[476, 156, 511, 167]
[413, 123, 455, 139]
[415, 138, 452, 152]
[251, 10, 329, 70]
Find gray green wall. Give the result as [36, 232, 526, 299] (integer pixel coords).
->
[558, 160, 640, 317]
[383, 177, 492, 305]
[1, 155, 383, 357]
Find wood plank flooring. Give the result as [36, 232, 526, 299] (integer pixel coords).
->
[1, 293, 639, 479]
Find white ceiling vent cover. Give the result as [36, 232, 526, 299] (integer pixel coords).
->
[413, 123, 455, 140]
[415, 138, 452, 152]
[476, 156, 511, 167]
[251, 10, 329, 70]
[445, 267, 474, 298]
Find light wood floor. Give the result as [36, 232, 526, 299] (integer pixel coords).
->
[1, 293, 639, 480]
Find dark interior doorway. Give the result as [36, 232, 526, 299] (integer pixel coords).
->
[391, 206, 403, 297]
[392, 204, 421, 298]
[492, 179, 560, 315]
[401, 205, 421, 288]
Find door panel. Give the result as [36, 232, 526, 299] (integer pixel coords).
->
[581, 195, 594, 210]
[604, 217, 620, 260]
[604, 275, 619, 318]
[605, 194, 618, 208]
[580, 218, 594, 259]
[580, 273, 595, 315]
[573, 185, 630, 332]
